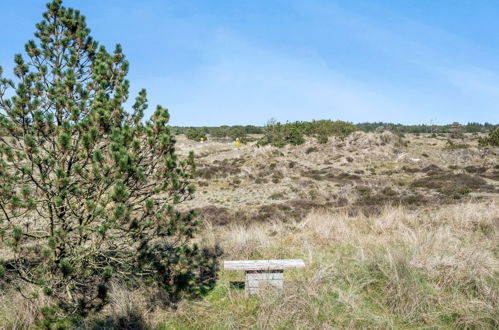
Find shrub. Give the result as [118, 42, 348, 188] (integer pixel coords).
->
[444, 139, 469, 150]
[227, 126, 248, 143]
[257, 119, 305, 147]
[0, 0, 218, 324]
[478, 127, 499, 147]
[449, 122, 464, 139]
[186, 128, 207, 141]
[257, 119, 355, 147]
[305, 120, 356, 143]
[209, 127, 229, 141]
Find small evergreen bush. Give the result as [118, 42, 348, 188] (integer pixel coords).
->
[478, 127, 499, 147]
[186, 128, 207, 141]
[257, 119, 355, 147]
[257, 120, 305, 147]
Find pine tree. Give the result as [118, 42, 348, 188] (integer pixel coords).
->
[0, 0, 219, 322]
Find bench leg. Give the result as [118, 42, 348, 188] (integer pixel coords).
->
[245, 270, 284, 295]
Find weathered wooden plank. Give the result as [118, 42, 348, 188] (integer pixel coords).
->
[245, 272, 284, 294]
[224, 259, 305, 271]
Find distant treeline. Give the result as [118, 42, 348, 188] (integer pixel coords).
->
[355, 122, 497, 133]
[171, 121, 498, 141]
[171, 125, 264, 142]
[171, 125, 263, 136]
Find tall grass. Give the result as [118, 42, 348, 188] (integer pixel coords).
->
[1, 200, 498, 329]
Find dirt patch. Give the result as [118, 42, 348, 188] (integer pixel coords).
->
[196, 198, 349, 225]
[422, 164, 445, 174]
[196, 206, 236, 225]
[482, 171, 499, 181]
[411, 173, 494, 195]
[253, 199, 348, 222]
[196, 164, 242, 180]
[302, 168, 361, 183]
[354, 188, 429, 216]
[402, 166, 421, 173]
[464, 165, 487, 174]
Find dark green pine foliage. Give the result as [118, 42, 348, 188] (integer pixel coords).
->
[478, 127, 499, 147]
[0, 0, 219, 321]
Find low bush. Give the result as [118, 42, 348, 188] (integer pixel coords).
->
[304, 120, 356, 143]
[445, 139, 469, 150]
[411, 173, 493, 195]
[257, 120, 305, 147]
[257, 119, 356, 147]
[479, 127, 499, 147]
[186, 127, 208, 141]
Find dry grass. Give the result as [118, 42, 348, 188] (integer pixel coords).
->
[162, 200, 498, 329]
[0, 284, 53, 329]
[3, 200, 495, 329]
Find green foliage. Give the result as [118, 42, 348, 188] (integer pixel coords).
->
[444, 139, 469, 150]
[186, 127, 207, 142]
[226, 126, 248, 143]
[169, 122, 497, 141]
[303, 120, 356, 143]
[209, 127, 229, 141]
[257, 120, 305, 147]
[356, 121, 495, 134]
[183, 126, 253, 143]
[257, 119, 355, 147]
[478, 127, 499, 147]
[172, 125, 263, 139]
[0, 0, 219, 324]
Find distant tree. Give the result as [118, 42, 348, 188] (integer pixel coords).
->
[0, 0, 218, 324]
[306, 120, 356, 143]
[186, 127, 207, 141]
[209, 127, 228, 141]
[227, 126, 247, 143]
[257, 119, 305, 147]
[449, 122, 464, 139]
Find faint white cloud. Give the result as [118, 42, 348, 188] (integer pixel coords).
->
[140, 31, 425, 126]
[442, 67, 499, 96]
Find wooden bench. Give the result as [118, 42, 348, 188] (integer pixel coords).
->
[224, 259, 305, 294]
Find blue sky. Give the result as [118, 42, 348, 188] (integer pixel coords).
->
[1, 0, 498, 126]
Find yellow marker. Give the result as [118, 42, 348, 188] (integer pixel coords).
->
[235, 138, 240, 148]
[200, 137, 204, 143]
